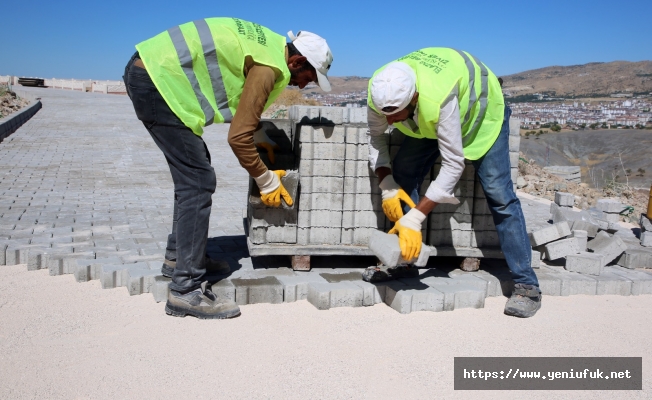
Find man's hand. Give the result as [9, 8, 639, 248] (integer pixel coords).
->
[379, 175, 416, 222]
[253, 128, 280, 164]
[388, 208, 426, 261]
[254, 170, 293, 207]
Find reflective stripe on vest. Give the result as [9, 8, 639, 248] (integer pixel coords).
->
[194, 19, 232, 122]
[452, 49, 489, 146]
[136, 18, 290, 135]
[168, 21, 233, 124]
[367, 47, 504, 160]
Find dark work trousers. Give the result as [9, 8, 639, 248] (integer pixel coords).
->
[123, 52, 214, 293]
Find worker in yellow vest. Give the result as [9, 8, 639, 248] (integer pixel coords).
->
[365, 48, 541, 318]
[123, 18, 333, 319]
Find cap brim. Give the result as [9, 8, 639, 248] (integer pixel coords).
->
[315, 70, 331, 92]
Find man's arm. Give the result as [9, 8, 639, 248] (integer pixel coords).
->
[417, 96, 466, 215]
[227, 64, 277, 178]
[367, 106, 391, 182]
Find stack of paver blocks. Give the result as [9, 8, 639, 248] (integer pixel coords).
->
[248, 106, 522, 257]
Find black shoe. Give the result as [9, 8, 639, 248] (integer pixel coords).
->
[165, 282, 240, 319]
[504, 283, 542, 318]
[161, 256, 230, 278]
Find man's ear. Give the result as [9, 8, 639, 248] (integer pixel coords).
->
[289, 55, 308, 69]
[410, 92, 419, 106]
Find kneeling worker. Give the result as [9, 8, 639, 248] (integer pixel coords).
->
[366, 48, 540, 318]
[123, 18, 333, 319]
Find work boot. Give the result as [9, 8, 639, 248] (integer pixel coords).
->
[161, 256, 230, 278]
[504, 283, 542, 318]
[165, 281, 240, 319]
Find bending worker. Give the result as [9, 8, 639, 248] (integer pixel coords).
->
[123, 17, 333, 319]
[366, 48, 541, 318]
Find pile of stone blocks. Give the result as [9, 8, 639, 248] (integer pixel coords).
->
[543, 166, 581, 183]
[527, 193, 652, 275]
[247, 106, 522, 258]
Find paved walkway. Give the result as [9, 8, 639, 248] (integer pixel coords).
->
[1, 88, 650, 315]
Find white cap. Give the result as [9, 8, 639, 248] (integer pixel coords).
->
[288, 30, 333, 92]
[370, 62, 417, 115]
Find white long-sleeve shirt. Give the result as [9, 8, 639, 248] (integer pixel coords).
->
[367, 96, 466, 205]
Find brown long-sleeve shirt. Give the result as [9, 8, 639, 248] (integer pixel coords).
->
[227, 52, 285, 178]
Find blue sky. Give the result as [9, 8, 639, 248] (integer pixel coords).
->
[2, 0, 651, 80]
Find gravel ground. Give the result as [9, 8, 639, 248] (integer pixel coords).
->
[1, 263, 650, 399]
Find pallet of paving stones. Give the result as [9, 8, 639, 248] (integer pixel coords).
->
[246, 106, 521, 261]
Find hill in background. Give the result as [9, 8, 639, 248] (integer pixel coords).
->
[502, 60, 652, 98]
[308, 61, 652, 99]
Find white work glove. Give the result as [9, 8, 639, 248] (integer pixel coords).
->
[379, 175, 416, 222]
[253, 128, 279, 164]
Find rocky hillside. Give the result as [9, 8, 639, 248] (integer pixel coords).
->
[0, 89, 29, 118]
[502, 60, 652, 97]
[517, 152, 649, 223]
[301, 60, 652, 99]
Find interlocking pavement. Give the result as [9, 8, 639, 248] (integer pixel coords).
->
[1, 88, 651, 315]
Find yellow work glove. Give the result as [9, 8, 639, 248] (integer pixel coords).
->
[388, 208, 426, 261]
[253, 128, 280, 164]
[379, 175, 416, 222]
[254, 170, 293, 207]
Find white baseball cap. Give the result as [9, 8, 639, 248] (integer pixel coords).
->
[288, 30, 333, 92]
[371, 62, 417, 115]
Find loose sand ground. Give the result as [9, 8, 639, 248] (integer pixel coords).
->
[1, 264, 650, 399]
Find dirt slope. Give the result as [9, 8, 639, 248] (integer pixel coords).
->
[519, 129, 652, 189]
[502, 61, 652, 97]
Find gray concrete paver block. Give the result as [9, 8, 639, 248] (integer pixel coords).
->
[571, 230, 588, 251]
[565, 252, 605, 276]
[607, 266, 652, 295]
[151, 276, 171, 303]
[126, 267, 161, 295]
[641, 232, 652, 247]
[276, 273, 328, 303]
[596, 199, 626, 213]
[554, 192, 575, 207]
[544, 237, 580, 260]
[74, 257, 123, 282]
[528, 222, 571, 246]
[418, 276, 486, 311]
[542, 265, 597, 295]
[231, 276, 283, 305]
[617, 248, 652, 269]
[639, 214, 652, 232]
[587, 234, 628, 266]
[211, 279, 236, 302]
[99, 262, 149, 289]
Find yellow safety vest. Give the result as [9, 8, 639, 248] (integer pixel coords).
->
[368, 48, 505, 160]
[136, 17, 291, 135]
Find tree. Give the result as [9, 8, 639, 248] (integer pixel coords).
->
[637, 168, 646, 176]
[551, 124, 561, 132]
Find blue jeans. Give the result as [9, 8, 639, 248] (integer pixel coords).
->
[123, 52, 214, 293]
[392, 107, 538, 287]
